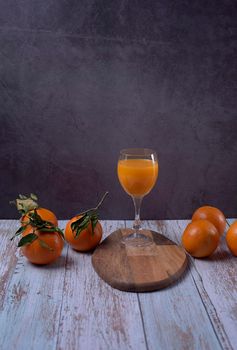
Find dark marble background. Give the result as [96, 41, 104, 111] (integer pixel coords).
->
[0, 1, 237, 219]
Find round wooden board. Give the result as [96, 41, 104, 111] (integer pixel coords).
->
[92, 229, 188, 292]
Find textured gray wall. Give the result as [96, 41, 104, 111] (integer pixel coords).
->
[0, 1, 237, 219]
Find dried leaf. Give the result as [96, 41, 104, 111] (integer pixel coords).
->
[19, 194, 28, 200]
[30, 193, 38, 201]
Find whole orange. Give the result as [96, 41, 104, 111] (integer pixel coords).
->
[21, 207, 58, 227]
[21, 225, 64, 265]
[182, 219, 220, 258]
[226, 221, 237, 256]
[192, 206, 226, 236]
[65, 215, 102, 252]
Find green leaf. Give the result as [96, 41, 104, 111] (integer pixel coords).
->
[39, 226, 64, 240]
[71, 214, 90, 238]
[55, 227, 65, 239]
[10, 225, 27, 241]
[71, 215, 86, 230]
[29, 209, 43, 223]
[18, 233, 38, 247]
[77, 216, 90, 238]
[25, 210, 64, 239]
[39, 239, 54, 251]
[91, 213, 98, 235]
[40, 227, 57, 232]
[70, 211, 99, 237]
[70, 192, 108, 237]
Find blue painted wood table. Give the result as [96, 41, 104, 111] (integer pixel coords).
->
[0, 219, 236, 350]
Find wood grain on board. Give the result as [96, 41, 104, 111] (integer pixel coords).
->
[92, 228, 188, 292]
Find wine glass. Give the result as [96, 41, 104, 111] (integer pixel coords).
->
[117, 148, 158, 247]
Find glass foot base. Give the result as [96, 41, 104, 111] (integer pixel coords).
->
[121, 232, 153, 247]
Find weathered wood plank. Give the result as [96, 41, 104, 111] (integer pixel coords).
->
[0, 219, 236, 350]
[151, 219, 235, 350]
[0, 220, 19, 311]
[0, 220, 68, 350]
[56, 220, 147, 350]
[184, 218, 236, 350]
[126, 220, 222, 350]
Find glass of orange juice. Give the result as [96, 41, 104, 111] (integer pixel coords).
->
[117, 148, 158, 246]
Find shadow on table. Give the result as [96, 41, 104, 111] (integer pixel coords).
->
[27, 253, 68, 270]
[200, 250, 232, 262]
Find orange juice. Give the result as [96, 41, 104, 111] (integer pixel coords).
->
[117, 159, 158, 196]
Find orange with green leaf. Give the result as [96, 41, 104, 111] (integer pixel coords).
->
[11, 210, 64, 265]
[65, 192, 108, 252]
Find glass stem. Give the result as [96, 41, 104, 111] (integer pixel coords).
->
[132, 196, 143, 232]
